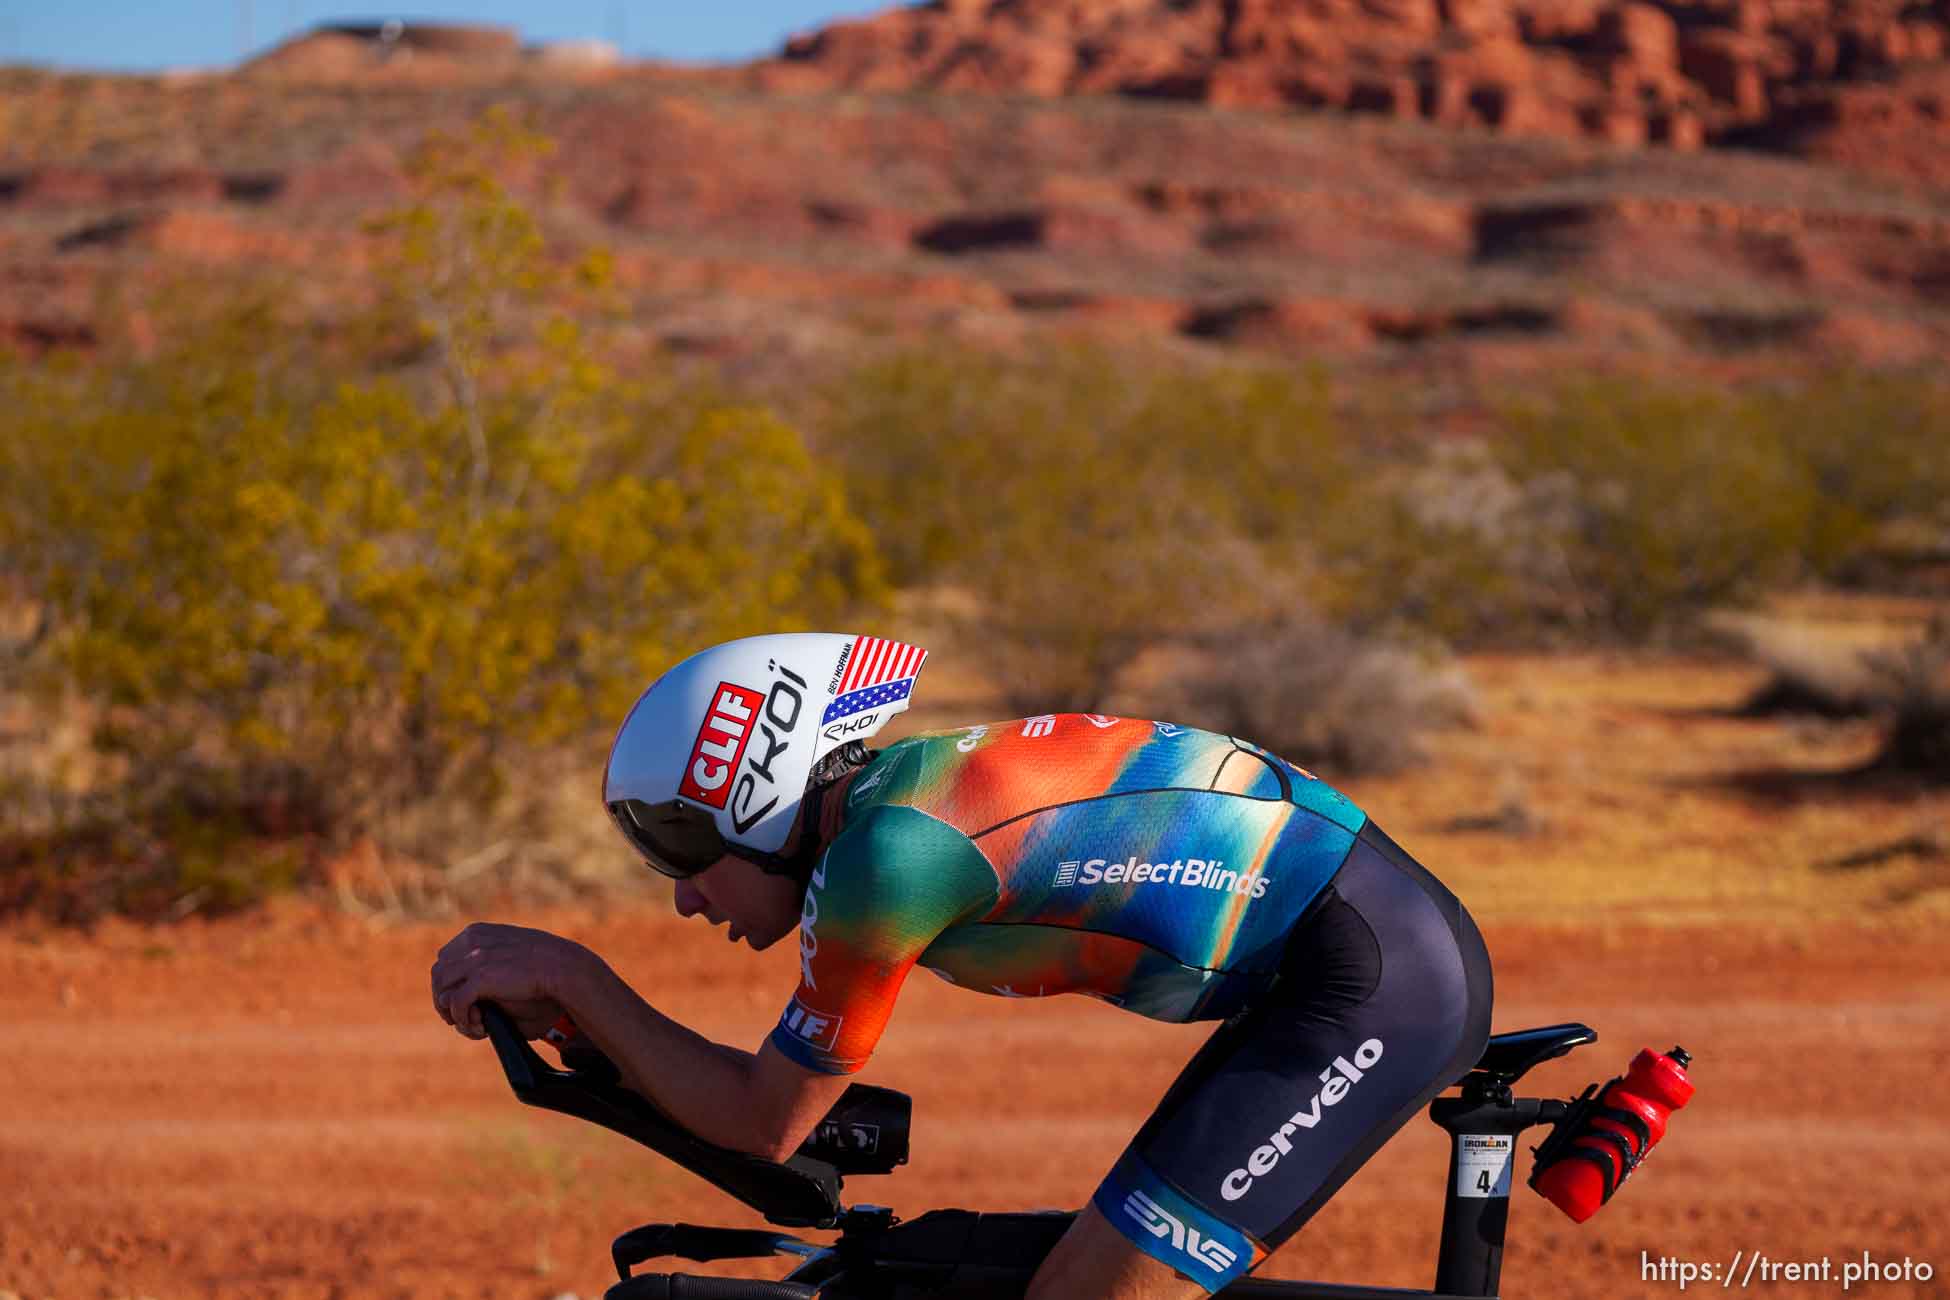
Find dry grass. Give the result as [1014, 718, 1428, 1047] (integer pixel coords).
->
[1720, 613, 1892, 718]
[1335, 644, 1950, 924]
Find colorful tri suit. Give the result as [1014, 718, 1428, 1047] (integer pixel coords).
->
[768, 713, 1369, 1075]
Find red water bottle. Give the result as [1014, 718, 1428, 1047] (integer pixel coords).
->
[1531, 1046, 1694, 1223]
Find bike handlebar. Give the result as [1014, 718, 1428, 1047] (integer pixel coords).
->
[475, 1002, 845, 1228]
[607, 1274, 817, 1299]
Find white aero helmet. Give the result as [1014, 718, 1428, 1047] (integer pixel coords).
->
[603, 632, 929, 877]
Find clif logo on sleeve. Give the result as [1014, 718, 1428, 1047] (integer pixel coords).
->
[679, 682, 764, 809]
[780, 995, 844, 1052]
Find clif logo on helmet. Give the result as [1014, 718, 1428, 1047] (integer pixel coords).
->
[678, 683, 764, 810]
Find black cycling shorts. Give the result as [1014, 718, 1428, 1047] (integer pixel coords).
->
[1090, 822, 1494, 1291]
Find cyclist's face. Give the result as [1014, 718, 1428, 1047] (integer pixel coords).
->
[671, 855, 802, 950]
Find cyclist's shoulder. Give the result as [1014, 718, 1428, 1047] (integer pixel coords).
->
[820, 797, 998, 916]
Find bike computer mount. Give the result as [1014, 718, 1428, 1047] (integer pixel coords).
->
[479, 1002, 909, 1230]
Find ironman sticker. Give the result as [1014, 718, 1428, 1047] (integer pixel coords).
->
[1457, 1134, 1513, 1199]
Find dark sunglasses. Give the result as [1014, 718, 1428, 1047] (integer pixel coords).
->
[606, 798, 727, 880]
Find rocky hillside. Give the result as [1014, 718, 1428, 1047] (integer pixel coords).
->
[765, 0, 1950, 188]
[0, 4, 1946, 396]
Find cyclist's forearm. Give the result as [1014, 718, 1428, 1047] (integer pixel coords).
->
[555, 958, 771, 1154]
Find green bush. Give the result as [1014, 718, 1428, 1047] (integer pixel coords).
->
[814, 344, 1353, 709]
[1316, 371, 1950, 646]
[1762, 371, 1950, 581]
[0, 113, 882, 917]
[1492, 377, 1822, 639]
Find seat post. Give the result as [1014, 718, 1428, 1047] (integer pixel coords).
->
[1427, 1082, 1560, 1298]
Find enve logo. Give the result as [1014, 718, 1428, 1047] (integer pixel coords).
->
[1121, 1189, 1239, 1274]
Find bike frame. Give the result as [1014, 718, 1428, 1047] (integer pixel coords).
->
[601, 1075, 1572, 1299]
[481, 1007, 1600, 1300]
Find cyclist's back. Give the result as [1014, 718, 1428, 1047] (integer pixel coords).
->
[804, 714, 1364, 1039]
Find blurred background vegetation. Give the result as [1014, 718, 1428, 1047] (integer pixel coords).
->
[3, 110, 1947, 924]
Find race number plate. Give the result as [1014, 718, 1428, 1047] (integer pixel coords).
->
[1457, 1134, 1513, 1199]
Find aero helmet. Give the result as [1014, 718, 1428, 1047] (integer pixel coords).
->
[603, 633, 929, 878]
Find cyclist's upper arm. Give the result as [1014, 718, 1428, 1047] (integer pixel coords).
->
[767, 805, 997, 1074]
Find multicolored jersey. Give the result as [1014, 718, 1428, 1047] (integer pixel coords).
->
[767, 714, 1371, 1074]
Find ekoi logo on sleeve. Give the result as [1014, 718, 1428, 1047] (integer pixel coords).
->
[798, 857, 827, 988]
[779, 995, 844, 1052]
[1121, 1189, 1239, 1274]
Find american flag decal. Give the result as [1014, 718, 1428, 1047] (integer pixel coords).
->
[823, 636, 928, 724]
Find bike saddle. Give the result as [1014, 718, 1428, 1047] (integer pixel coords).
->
[1470, 1023, 1597, 1087]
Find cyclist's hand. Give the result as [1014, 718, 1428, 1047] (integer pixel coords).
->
[430, 921, 598, 1041]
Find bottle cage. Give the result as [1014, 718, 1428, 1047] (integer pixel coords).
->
[1526, 1077, 1653, 1204]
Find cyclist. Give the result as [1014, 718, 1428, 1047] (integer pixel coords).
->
[432, 633, 1492, 1299]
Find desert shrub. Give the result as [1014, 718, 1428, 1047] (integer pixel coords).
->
[0, 336, 876, 899]
[0, 113, 882, 917]
[1314, 441, 1579, 645]
[1491, 377, 1820, 640]
[1865, 616, 1950, 778]
[1763, 370, 1950, 582]
[1327, 373, 1950, 647]
[1156, 609, 1478, 775]
[815, 344, 1354, 709]
[1726, 616, 1885, 719]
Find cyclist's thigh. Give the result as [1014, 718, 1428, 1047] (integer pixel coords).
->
[1092, 825, 1492, 1288]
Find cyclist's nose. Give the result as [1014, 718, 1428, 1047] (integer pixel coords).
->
[673, 879, 707, 918]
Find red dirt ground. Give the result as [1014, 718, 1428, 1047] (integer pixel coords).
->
[2, 902, 1944, 1299]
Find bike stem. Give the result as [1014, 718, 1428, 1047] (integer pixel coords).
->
[1427, 1084, 1568, 1298]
